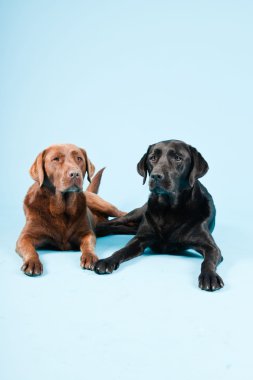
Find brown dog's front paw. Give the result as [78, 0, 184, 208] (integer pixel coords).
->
[21, 258, 43, 276]
[80, 253, 98, 271]
[198, 271, 224, 291]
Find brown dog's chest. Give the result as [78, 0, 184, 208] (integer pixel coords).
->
[42, 211, 90, 249]
[31, 202, 92, 251]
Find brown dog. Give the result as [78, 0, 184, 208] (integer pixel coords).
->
[16, 144, 125, 276]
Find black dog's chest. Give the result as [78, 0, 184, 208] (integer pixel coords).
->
[145, 209, 199, 251]
[147, 216, 189, 253]
[148, 211, 186, 234]
[146, 197, 210, 237]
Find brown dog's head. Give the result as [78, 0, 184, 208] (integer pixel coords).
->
[137, 140, 208, 195]
[30, 144, 95, 192]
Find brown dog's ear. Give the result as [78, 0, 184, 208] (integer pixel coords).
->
[29, 151, 45, 186]
[137, 145, 151, 184]
[80, 149, 95, 182]
[189, 146, 209, 187]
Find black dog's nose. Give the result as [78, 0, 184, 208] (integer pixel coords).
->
[69, 170, 80, 178]
[151, 173, 164, 181]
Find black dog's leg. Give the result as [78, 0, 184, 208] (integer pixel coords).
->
[96, 224, 138, 237]
[95, 205, 146, 237]
[94, 236, 148, 274]
[192, 232, 224, 291]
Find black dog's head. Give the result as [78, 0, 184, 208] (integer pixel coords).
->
[137, 140, 208, 195]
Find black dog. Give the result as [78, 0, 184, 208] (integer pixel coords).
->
[95, 140, 224, 291]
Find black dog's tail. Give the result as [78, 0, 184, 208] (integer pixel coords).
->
[86, 168, 105, 194]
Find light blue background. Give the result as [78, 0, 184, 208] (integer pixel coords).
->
[0, 1, 252, 380]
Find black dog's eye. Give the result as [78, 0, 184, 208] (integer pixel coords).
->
[174, 154, 182, 162]
[77, 156, 83, 162]
[149, 155, 156, 162]
[52, 157, 60, 162]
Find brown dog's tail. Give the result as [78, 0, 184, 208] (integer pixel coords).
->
[86, 167, 105, 194]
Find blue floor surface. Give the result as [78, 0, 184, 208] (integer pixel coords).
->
[1, 218, 252, 380]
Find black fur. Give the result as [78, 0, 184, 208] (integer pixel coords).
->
[95, 140, 224, 291]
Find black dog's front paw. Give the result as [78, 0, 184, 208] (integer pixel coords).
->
[198, 271, 224, 291]
[94, 258, 120, 275]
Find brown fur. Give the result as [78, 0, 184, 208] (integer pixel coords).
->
[16, 144, 125, 276]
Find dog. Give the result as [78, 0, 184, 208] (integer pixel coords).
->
[94, 140, 224, 291]
[16, 144, 125, 276]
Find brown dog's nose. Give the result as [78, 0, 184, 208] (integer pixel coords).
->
[151, 173, 164, 181]
[68, 170, 80, 178]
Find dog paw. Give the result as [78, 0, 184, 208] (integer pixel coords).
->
[94, 258, 120, 274]
[80, 253, 98, 270]
[198, 271, 224, 291]
[21, 258, 43, 276]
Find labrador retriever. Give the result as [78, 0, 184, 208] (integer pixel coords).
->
[16, 144, 125, 276]
[94, 140, 224, 291]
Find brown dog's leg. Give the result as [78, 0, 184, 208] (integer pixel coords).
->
[80, 231, 98, 270]
[16, 234, 43, 276]
[85, 192, 126, 217]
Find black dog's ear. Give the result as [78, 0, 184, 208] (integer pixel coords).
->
[189, 146, 209, 187]
[137, 145, 151, 184]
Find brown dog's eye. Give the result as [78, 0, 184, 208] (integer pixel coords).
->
[52, 157, 60, 162]
[175, 154, 182, 162]
[77, 157, 83, 162]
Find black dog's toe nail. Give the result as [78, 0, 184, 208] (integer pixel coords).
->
[94, 260, 107, 274]
[94, 259, 119, 275]
[199, 271, 225, 291]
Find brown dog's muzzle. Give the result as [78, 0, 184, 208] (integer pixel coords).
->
[62, 168, 83, 192]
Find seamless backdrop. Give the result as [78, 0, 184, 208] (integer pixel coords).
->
[0, 1, 252, 380]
